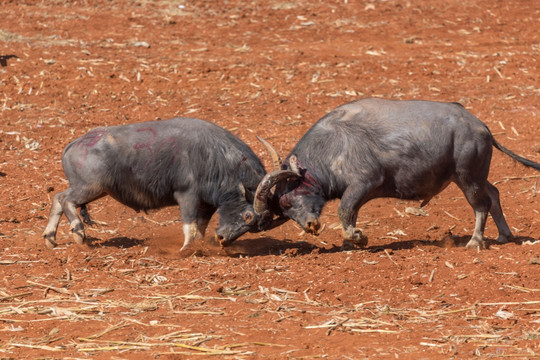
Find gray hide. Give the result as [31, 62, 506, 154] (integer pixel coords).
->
[43, 117, 269, 251]
[255, 98, 540, 249]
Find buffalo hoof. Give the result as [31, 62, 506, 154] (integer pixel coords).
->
[496, 233, 512, 244]
[465, 236, 486, 250]
[343, 227, 368, 247]
[44, 236, 57, 249]
[179, 247, 199, 258]
[71, 229, 85, 245]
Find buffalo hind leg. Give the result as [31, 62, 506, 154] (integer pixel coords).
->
[486, 181, 513, 244]
[44, 187, 104, 247]
[43, 192, 65, 248]
[64, 200, 85, 245]
[60, 190, 97, 245]
[80, 204, 95, 225]
[458, 181, 491, 249]
[468, 210, 489, 249]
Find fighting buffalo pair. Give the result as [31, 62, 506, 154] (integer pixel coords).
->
[44, 98, 540, 251]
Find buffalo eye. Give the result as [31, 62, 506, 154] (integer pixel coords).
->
[243, 211, 254, 224]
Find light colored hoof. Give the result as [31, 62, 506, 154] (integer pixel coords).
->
[44, 236, 57, 249]
[465, 238, 486, 250]
[343, 227, 368, 247]
[179, 240, 193, 253]
[71, 230, 85, 245]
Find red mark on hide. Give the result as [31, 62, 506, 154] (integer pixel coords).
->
[132, 127, 178, 173]
[79, 129, 106, 148]
[133, 128, 157, 151]
[74, 129, 106, 167]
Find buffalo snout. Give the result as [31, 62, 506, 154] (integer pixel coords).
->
[304, 218, 321, 235]
[216, 234, 233, 247]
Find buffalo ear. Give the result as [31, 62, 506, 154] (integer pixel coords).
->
[289, 155, 302, 175]
[239, 182, 254, 203]
[239, 183, 245, 196]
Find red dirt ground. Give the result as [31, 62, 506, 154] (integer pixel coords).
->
[1, 0, 539, 358]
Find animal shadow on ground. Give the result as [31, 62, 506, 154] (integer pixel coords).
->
[222, 237, 321, 258]
[81, 233, 537, 257]
[85, 236, 144, 249]
[367, 234, 538, 253]
[228, 233, 538, 258]
[232, 233, 465, 256]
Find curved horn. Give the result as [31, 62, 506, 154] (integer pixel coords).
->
[256, 135, 282, 171]
[253, 170, 300, 215]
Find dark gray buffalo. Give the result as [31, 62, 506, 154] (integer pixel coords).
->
[255, 98, 540, 249]
[43, 117, 274, 251]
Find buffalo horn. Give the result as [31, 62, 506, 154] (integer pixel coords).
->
[253, 170, 300, 215]
[256, 135, 282, 171]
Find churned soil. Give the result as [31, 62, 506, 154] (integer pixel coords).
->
[1, 0, 539, 358]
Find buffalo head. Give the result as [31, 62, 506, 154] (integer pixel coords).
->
[253, 155, 325, 235]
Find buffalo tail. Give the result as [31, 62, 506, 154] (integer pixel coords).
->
[493, 138, 540, 171]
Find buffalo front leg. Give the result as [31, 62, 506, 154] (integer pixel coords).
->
[80, 204, 95, 225]
[196, 203, 217, 239]
[180, 203, 216, 251]
[181, 222, 200, 252]
[175, 192, 209, 252]
[338, 206, 367, 247]
[44, 181, 104, 247]
[338, 182, 379, 247]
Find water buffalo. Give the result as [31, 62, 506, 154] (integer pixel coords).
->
[43, 117, 275, 251]
[255, 98, 540, 249]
